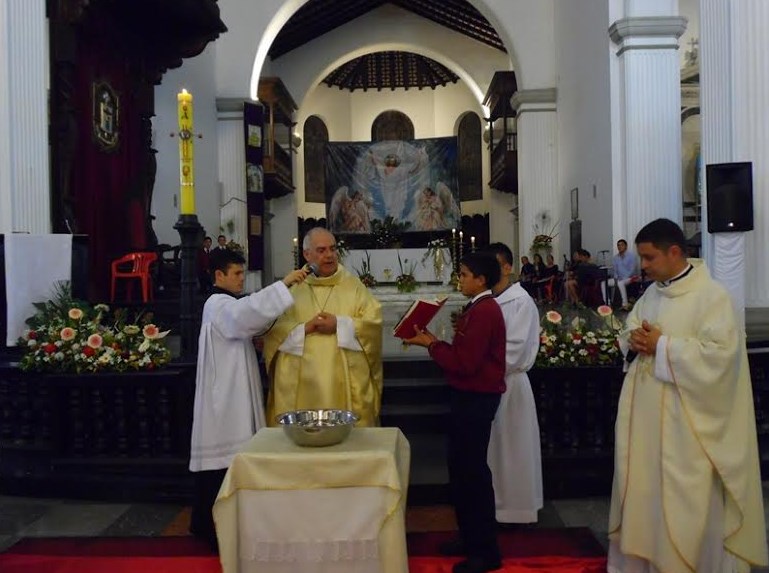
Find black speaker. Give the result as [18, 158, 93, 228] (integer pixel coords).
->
[706, 162, 753, 233]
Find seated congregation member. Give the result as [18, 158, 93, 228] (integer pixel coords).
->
[485, 243, 543, 526]
[607, 239, 638, 310]
[404, 251, 506, 573]
[189, 249, 309, 551]
[565, 248, 600, 305]
[263, 227, 383, 426]
[519, 255, 537, 297]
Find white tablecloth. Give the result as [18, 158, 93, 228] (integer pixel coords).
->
[213, 427, 411, 573]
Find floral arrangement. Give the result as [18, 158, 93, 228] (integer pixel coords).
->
[353, 250, 377, 288]
[370, 216, 411, 248]
[395, 251, 418, 293]
[530, 210, 559, 253]
[535, 304, 623, 368]
[422, 238, 450, 281]
[17, 283, 172, 374]
[226, 239, 245, 255]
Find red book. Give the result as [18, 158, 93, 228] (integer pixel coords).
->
[392, 297, 448, 339]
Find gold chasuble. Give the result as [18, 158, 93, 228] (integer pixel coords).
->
[263, 265, 383, 426]
[609, 260, 767, 572]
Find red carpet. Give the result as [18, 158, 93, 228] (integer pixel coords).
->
[0, 529, 607, 573]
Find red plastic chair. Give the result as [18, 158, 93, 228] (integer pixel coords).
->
[110, 252, 158, 302]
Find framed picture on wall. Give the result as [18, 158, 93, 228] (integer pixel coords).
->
[570, 187, 579, 221]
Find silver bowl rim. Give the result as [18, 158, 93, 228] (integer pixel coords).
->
[275, 408, 359, 425]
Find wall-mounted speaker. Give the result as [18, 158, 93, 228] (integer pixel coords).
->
[706, 162, 753, 233]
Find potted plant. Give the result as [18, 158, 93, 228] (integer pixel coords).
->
[353, 250, 377, 288]
[395, 251, 418, 293]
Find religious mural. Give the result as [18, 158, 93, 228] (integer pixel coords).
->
[325, 138, 460, 234]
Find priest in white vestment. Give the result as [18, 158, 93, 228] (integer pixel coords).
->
[608, 218, 767, 573]
[486, 242, 543, 524]
[189, 249, 308, 550]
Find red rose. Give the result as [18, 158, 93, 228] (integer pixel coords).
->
[43, 343, 56, 354]
[83, 346, 95, 358]
[28, 331, 37, 340]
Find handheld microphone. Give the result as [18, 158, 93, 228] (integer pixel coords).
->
[304, 263, 320, 276]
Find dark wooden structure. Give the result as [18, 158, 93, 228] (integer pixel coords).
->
[483, 71, 519, 194]
[47, 0, 226, 299]
[258, 78, 298, 200]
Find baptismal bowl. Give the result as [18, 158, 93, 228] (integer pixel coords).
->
[276, 409, 359, 447]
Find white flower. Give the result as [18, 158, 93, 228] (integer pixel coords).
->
[72, 343, 80, 351]
[123, 325, 140, 335]
[54, 352, 65, 361]
[94, 304, 110, 313]
[27, 339, 37, 347]
[138, 339, 151, 353]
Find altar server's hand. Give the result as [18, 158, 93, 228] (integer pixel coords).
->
[314, 312, 337, 334]
[403, 325, 437, 348]
[283, 268, 309, 287]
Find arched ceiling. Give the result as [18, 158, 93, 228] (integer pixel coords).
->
[269, 0, 505, 59]
[322, 51, 459, 91]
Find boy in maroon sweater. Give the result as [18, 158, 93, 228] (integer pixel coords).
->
[405, 251, 506, 573]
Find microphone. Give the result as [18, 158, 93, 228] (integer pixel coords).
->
[304, 263, 320, 276]
[626, 350, 638, 364]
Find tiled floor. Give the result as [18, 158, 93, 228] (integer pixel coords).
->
[3, 491, 769, 571]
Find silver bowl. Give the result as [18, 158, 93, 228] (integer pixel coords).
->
[276, 409, 359, 447]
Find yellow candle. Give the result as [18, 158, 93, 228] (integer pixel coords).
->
[459, 231, 464, 240]
[177, 89, 195, 215]
[471, 236, 476, 248]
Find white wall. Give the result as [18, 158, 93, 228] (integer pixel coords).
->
[555, 0, 614, 261]
[152, 46, 221, 246]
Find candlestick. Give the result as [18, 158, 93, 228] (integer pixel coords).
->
[452, 228, 456, 238]
[177, 89, 195, 215]
[471, 236, 476, 252]
[459, 231, 464, 263]
[292, 237, 299, 269]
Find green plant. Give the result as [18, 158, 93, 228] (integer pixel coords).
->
[370, 216, 411, 248]
[395, 251, 418, 293]
[353, 250, 377, 288]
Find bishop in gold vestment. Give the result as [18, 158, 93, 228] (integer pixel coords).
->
[263, 228, 383, 426]
[609, 219, 767, 573]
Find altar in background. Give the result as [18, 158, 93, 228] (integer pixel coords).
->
[342, 248, 451, 285]
[370, 284, 465, 359]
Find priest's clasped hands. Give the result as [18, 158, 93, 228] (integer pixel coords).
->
[305, 312, 337, 335]
[629, 320, 662, 356]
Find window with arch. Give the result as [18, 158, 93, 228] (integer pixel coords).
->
[457, 112, 483, 201]
[303, 115, 328, 203]
[371, 110, 414, 142]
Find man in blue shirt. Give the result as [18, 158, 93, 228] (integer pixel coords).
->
[609, 239, 638, 309]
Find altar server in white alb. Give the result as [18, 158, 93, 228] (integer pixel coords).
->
[609, 218, 767, 573]
[189, 249, 308, 550]
[485, 242, 543, 524]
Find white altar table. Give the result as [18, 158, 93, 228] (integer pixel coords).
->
[371, 284, 465, 359]
[213, 427, 410, 573]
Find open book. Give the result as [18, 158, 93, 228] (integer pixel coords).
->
[392, 297, 448, 339]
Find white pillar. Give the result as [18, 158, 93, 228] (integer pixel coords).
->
[609, 15, 687, 244]
[216, 98, 261, 290]
[701, 0, 769, 311]
[512, 89, 561, 263]
[0, 0, 50, 234]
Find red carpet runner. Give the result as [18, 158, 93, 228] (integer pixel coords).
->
[0, 528, 607, 573]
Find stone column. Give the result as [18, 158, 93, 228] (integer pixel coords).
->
[0, 0, 50, 234]
[216, 98, 261, 290]
[701, 0, 769, 315]
[512, 89, 561, 263]
[609, 15, 687, 244]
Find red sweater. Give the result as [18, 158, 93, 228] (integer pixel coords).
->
[428, 296, 506, 393]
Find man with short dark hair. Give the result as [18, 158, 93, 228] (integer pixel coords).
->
[608, 218, 767, 572]
[485, 242, 542, 525]
[189, 249, 308, 551]
[607, 239, 638, 310]
[405, 251, 506, 573]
